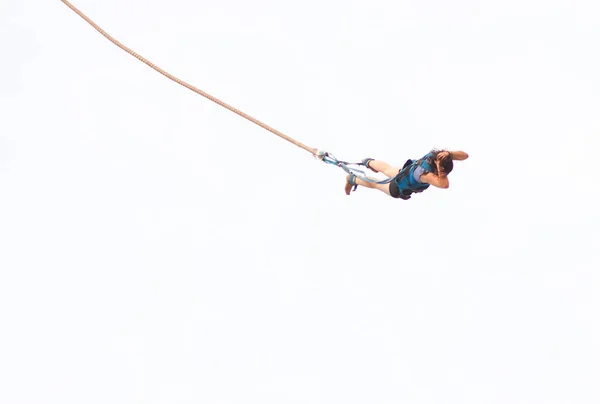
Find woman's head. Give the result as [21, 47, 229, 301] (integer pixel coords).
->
[430, 149, 454, 175]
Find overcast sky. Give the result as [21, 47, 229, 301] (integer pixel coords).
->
[1, 1, 599, 403]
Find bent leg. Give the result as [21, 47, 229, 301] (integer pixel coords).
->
[345, 174, 391, 196]
[367, 160, 403, 178]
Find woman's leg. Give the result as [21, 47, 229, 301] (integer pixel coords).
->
[345, 174, 392, 196]
[367, 160, 403, 178]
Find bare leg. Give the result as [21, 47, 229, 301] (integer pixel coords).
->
[367, 160, 403, 178]
[345, 174, 392, 196]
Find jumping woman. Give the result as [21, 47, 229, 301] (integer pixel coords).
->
[345, 149, 469, 199]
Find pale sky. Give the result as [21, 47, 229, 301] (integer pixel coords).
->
[1, 1, 599, 403]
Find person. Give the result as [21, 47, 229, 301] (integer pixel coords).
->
[344, 149, 469, 199]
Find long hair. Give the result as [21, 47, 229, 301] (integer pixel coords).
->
[427, 149, 454, 175]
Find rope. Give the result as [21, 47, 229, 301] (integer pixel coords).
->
[60, 0, 317, 156]
[60, 1, 395, 188]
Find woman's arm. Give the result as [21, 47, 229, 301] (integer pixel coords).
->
[420, 171, 449, 188]
[449, 151, 469, 161]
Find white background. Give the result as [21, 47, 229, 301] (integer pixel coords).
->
[1, 1, 599, 403]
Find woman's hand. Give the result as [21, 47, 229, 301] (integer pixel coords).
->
[436, 151, 451, 161]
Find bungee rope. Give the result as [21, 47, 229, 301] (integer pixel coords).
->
[60, 0, 393, 187]
[59, 0, 315, 155]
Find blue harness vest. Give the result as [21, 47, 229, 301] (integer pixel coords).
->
[393, 154, 435, 200]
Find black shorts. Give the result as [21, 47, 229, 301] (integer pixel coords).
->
[389, 174, 402, 198]
[390, 159, 414, 199]
[390, 181, 413, 199]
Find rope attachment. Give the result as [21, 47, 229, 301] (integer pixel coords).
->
[316, 151, 395, 185]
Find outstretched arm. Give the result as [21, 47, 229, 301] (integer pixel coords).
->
[449, 151, 469, 161]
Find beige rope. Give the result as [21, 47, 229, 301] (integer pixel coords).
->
[60, 0, 317, 156]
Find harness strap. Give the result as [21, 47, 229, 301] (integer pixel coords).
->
[392, 157, 431, 197]
[347, 174, 358, 192]
[318, 151, 395, 185]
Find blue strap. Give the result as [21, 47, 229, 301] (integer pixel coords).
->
[361, 158, 374, 168]
[319, 152, 395, 185]
[347, 173, 358, 192]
